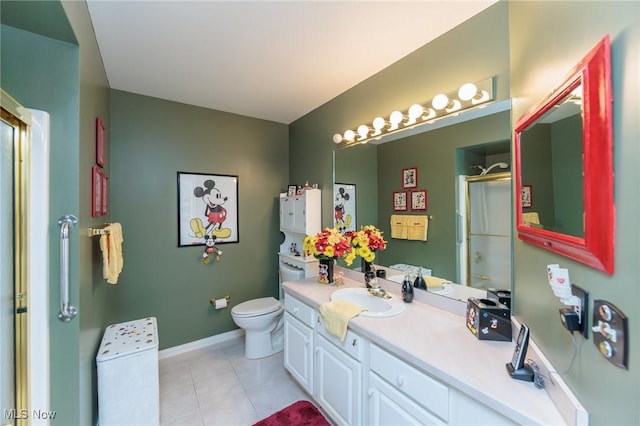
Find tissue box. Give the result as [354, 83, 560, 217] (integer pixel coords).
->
[486, 288, 512, 309]
[466, 298, 511, 341]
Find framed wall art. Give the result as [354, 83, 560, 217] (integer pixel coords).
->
[287, 184, 297, 196]
[393, 191, 407, 211]
[177, 172, 239, 246]
[333, 182, 356, 233]
[402, 167, 418, 189]
[521, 185, 533, 208]
[96, 117, 105, 167]
[91, 166, 102, 217]
[101, 171, 109, 216]
[411, 190, 427, 211]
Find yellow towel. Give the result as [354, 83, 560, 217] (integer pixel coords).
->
[522, 212, 540, 224]
[390, 215, 408, 239]
[319, 299, 367, 341]
[100, 222, 124, 284]
[424, 276, 450, 289]
[407, 215, 428, 241]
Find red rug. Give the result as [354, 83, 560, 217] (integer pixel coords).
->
[253, 400, 330, 426]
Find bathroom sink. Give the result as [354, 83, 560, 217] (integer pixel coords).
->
[330, 288, 405, 318]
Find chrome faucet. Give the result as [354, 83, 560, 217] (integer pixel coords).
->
[368, 286, 391, 300]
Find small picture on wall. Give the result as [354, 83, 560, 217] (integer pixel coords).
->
[96, 117, 105, 167]
[402, 167, 418, 189]
[393, 191, 407, 211]
[411, 190, 427, 211]
[521, 185, 533, 208]
[334, 183, 356, 233]
[91, 166, 102, 217]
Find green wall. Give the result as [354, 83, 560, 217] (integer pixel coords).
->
[510, 2, 639, 425]
[109, 90, 289, 348]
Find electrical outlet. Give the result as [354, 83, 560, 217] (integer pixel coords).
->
[571, 284, 589, 338]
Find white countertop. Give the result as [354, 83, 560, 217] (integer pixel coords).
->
[283, 276, 567, 426]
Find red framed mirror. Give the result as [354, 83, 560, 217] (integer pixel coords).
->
[514, 36, 614, 274]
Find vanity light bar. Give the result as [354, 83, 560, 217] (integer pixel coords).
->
[333, 77, 495, 146]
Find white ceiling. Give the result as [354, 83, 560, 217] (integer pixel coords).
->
[87, 1, 498, 124]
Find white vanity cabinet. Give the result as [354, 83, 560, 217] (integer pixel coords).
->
[315, 317, 365, 426]
[279, 188, 321, 235]
[283, 294, 315, 395]
[367, 344, 448, 425]
[448, 388, 516, 426]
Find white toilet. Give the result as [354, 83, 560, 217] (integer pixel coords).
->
[231, 264, 304, 359]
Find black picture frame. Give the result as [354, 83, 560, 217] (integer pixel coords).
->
[177, 172, 239, 246]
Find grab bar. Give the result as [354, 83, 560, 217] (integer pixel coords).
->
[57, 214, 78, 322]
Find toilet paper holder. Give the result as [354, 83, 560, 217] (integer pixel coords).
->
[209, 295, 230, 309]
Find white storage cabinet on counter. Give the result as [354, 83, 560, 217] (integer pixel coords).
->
[279, 188, 320, 234]
[279, 188, 321, 278]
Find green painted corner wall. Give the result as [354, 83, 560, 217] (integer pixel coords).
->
[510, 2, 639, 425]
[109, 90, 289, 349]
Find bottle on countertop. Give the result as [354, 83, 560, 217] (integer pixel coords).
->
[402, 274, 414, 303]
[413, 267, 427, 290]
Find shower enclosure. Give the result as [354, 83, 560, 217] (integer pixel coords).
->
[457, 172, 512, 290]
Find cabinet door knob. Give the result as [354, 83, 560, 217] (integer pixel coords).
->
[352, 338, 358, 347]
[315, 347, 319, 353]
[396, 375, 405, 387]
[367, 389, 374, 398]
[305, 338, 310, 346]
[293, 307, 299, 314]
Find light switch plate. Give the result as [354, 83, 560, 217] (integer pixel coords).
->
[592, 300, 628, 369]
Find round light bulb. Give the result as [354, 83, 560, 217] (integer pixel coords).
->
[344, 129, 355, 142]
[408, 104, 424, 120]
[458, 83, 478, 101]
[390, 110, 403, 124]
[372, 117, 386, 131]
[333, 133, 343, 144]
[357, 124, 369, 139]
[432, 94, 449, 110]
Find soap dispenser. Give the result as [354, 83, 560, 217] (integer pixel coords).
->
[413, 267, 427, 290]
[402, 274, 414, 303]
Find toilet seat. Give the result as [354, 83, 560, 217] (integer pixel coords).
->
[232, 297, 281, 317]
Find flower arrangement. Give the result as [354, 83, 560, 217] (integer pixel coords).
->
[303, 228, 354, 264]
[346, 225, 387, 263]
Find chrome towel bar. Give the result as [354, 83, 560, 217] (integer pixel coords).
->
[57, 214, 78, 322]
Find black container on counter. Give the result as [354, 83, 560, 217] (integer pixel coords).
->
[466, 298, 511, 341]
[401, 275, 414, 303]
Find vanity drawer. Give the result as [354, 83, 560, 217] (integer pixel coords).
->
[284, 293, 315, 328]
[316, 317, 364, 361]
[370, 344, 449, 421]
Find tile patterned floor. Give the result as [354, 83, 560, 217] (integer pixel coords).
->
[159, 337, 312, 426]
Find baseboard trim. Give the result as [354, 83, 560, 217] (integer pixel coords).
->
[158, 329, 245, 359]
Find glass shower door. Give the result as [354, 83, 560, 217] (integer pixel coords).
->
[467, 176, 512, 290]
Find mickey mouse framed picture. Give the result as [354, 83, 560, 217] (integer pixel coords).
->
[177, 172, 239, 246]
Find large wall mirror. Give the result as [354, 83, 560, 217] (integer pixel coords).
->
[334, 101, 513, 304]
[514, 36, 614, 274]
